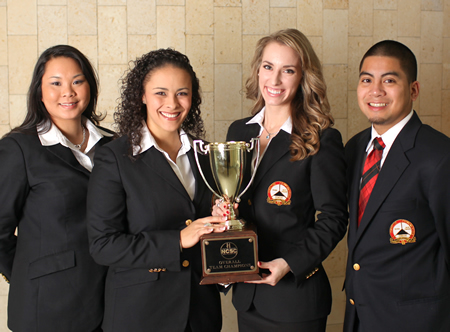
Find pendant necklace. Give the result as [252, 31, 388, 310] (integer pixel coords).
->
[72, 126, 86, 149]
[262, 125, 278, 140]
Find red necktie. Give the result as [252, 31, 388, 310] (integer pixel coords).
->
[358, 137, 385, 226]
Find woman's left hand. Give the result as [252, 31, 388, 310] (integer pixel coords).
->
[245, 258, 290, 286]
[180, 216, 227, 249]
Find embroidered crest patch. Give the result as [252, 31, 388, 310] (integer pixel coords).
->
[267, 181, 291, 206]
[389, 219, 416, 245]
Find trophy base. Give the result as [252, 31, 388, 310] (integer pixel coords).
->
[226, 219, 245, 231]
[199, 225, 261, 285]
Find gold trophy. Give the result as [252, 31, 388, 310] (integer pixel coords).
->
[193, 139, 262, 285]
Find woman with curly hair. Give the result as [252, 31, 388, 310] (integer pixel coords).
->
[213, 29, 348, 331]
[0, 45, 112, 331]
[87, 48, 226, 332]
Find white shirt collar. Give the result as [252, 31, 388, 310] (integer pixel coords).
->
[364, 110, 414, 169]
[367, 109, 414, 152]
[133, 121, 191, 156]
[245, 107, 293, 134]
[38, 117, 112, 153]
[133, 122, 195, 200]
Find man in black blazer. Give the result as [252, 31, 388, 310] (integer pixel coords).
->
[344, 40, 450, 331]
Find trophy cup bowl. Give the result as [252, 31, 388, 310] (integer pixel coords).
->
[194, 139, 262, 285]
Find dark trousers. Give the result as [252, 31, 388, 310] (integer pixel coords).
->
[238, 305, 327, 332]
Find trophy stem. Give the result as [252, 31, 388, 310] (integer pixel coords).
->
[225, 198, 243, 231]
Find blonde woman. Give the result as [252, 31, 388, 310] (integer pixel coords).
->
[214, 29, 348, 331]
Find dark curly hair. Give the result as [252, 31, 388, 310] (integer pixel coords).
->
[115, 48, 205, 159]
[8, 44, 102, 136]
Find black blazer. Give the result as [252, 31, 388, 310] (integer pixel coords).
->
[344, 112, 450, 332]
[87, 136, 222, 332]
[227, 118, 348, 323]
[0, 129, 111, 332]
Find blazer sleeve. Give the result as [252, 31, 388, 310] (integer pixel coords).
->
[87, 145, 182, 271]
[429, 148, 450, 266]
[0, 137, 30, 281]
[283, 128, 349, 282]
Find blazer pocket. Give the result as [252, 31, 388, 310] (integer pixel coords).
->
[397, 294, 447, 307]
[113, 267, 159, 288]
[381, 198, 416, 212]
[28, 250, 75, 280]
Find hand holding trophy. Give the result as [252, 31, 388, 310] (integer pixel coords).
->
[193, 139, 262, 285]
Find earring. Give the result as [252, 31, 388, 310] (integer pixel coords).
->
[143, 100, 146, 104]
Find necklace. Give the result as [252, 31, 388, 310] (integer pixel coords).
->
[72, 126, 86, 149]
[262, 125, 278, 139]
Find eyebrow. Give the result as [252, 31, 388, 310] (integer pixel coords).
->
[359, 71, 400, 78]
[152, 87, 190, 91]
[48, 73, 85, 79]
[262, 60, 297, 68]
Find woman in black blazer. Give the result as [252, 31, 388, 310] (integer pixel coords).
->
[87, 49, 226, 332]
[0, 45, 112, 331]
[213, 29, 348, 331]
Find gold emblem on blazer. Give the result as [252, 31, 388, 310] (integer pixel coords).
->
[267, 181, 292, 206]
[389, 219, 416, 245]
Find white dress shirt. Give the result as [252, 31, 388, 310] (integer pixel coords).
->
[365, 110, 414, 169]
[38, 117, 113, 172]
[133, 122, 195, 201]
[246, 106, 292, 170]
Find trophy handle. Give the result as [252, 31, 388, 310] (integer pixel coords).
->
[193, 140, 222, 199]
[236, 137, 260, 203]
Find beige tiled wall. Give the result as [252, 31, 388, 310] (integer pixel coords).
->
[0, 0, 449, 331]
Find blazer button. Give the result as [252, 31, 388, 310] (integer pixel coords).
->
[349, 299, 355, 305]
[182, 260, 190, 267]
[353, 263, 360, 271]
[162, 268, 166, 272]
[157, 268, 162, 272]
[248, 199, 252, 206]
[185, 219, 193, 226]
[148, 269, 154, 273]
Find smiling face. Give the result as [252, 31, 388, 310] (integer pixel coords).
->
[142, 65, 192, 139]
[357, 55, 419, 135]
[41, 56, 90, 127]
[258, 42, 302, 111]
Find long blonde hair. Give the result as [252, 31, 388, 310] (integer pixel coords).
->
[246, 29, 333, 161]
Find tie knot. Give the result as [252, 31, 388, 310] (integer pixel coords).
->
[373, 137, 385, 151]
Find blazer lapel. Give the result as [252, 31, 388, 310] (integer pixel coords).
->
[187, 148, 208, 206]
[140, 147, 192, 201]
[231, 124, 260, 198]
[347, 130, 371, 249]
[46, 144, 90, 176]
[252, 130, 290, 189]
[96, 136, 111, 147]
[354, 112, 421, 246]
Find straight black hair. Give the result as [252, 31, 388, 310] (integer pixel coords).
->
[8, 44, 102, 136]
